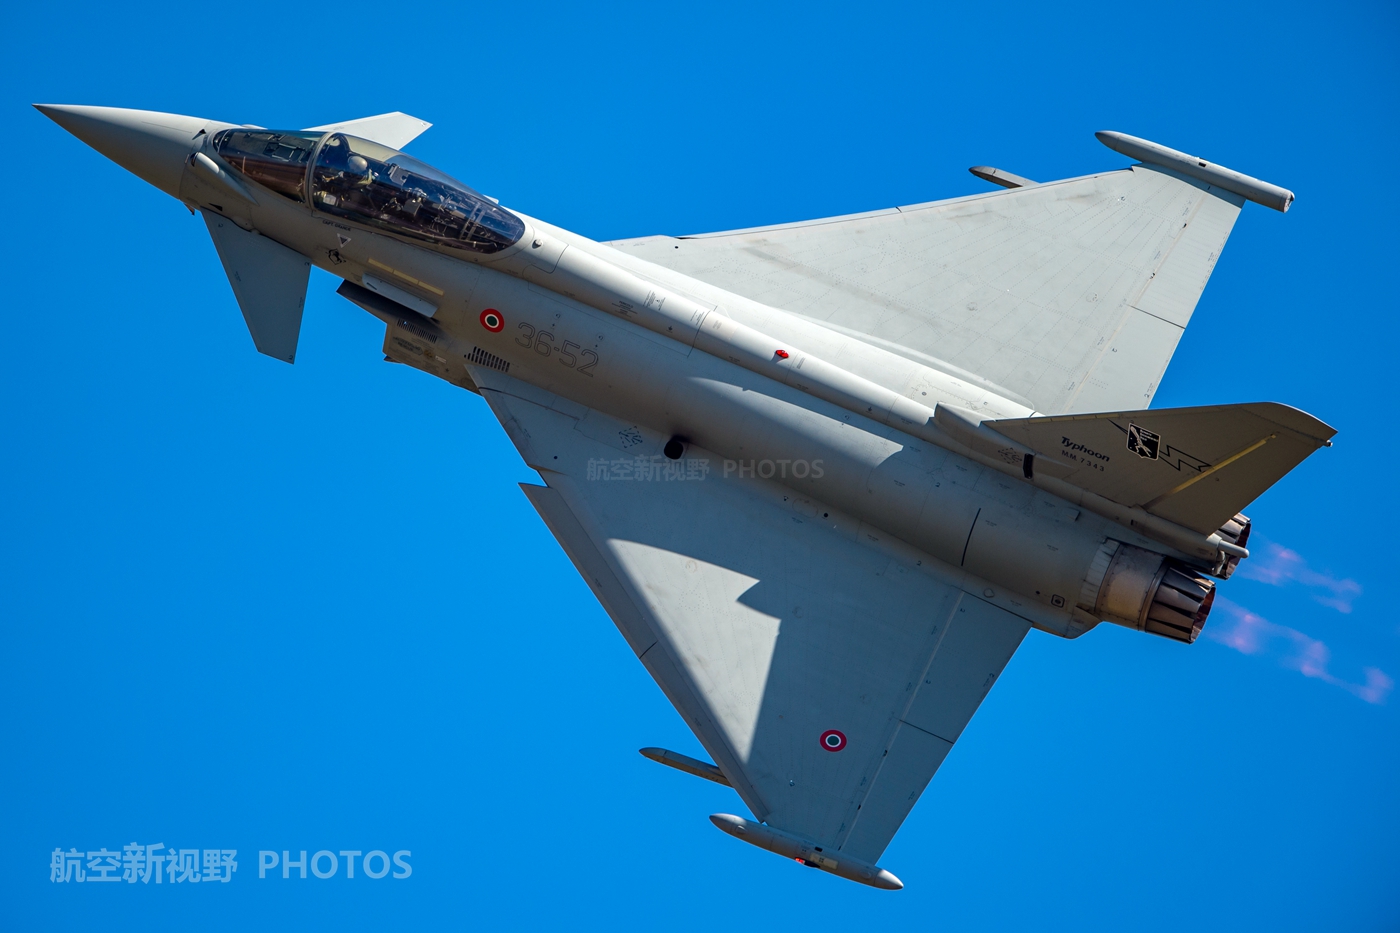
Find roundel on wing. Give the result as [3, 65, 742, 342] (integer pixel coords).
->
[480, 308, 504, 332]
[820, 730, 847, 752]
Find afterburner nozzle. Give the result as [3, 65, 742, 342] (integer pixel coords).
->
[35, 104, 215, 199]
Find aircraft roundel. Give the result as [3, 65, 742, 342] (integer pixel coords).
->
[820, 730, 847, 752]
[480, 308, 504, 332]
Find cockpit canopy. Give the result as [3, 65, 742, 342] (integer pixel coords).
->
[211, 129, 525, 254]
[214, 130, 320, 202]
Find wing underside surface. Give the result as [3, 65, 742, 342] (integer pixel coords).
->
[475, 367, 1029, 861]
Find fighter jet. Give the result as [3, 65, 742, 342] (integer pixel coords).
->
[37, 104, 1332, 890]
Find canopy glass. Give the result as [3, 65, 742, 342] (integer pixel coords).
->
[213, 130, 320, 202]
[212, 130, 524, 254]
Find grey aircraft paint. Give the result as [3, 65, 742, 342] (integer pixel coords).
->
[35, 103, 1331, 889]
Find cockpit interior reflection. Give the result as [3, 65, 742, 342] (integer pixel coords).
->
[212, 130, 524, 254]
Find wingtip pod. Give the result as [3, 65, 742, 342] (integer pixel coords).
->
[639, 747, 732, 786]
[968, 165, 1038, 189]
[1096, 130, 1295, 213]
[709, 814, 903, 890]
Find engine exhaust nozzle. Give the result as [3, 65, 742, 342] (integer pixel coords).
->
[1079, 541, 1215, 643]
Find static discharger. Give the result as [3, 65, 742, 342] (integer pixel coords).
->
[709, 814, 903, 890]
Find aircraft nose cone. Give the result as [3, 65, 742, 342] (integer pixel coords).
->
[35, 104, 214, 198]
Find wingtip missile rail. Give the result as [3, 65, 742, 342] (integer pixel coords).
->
[1096, 130, 1295, 213]
[709, 814, 904, 890]
[639, 747, 731, 786]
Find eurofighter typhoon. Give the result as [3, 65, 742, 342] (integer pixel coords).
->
[38, 104, 1332, 889]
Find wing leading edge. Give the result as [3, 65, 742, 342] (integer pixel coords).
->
[475, 366, 1029, 864]
[608, 150, 1261, 416]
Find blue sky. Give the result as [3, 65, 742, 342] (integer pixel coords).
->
[2, 1, 1396, 929]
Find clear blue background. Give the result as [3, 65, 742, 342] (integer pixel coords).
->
[2, 1, 1396, 929]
